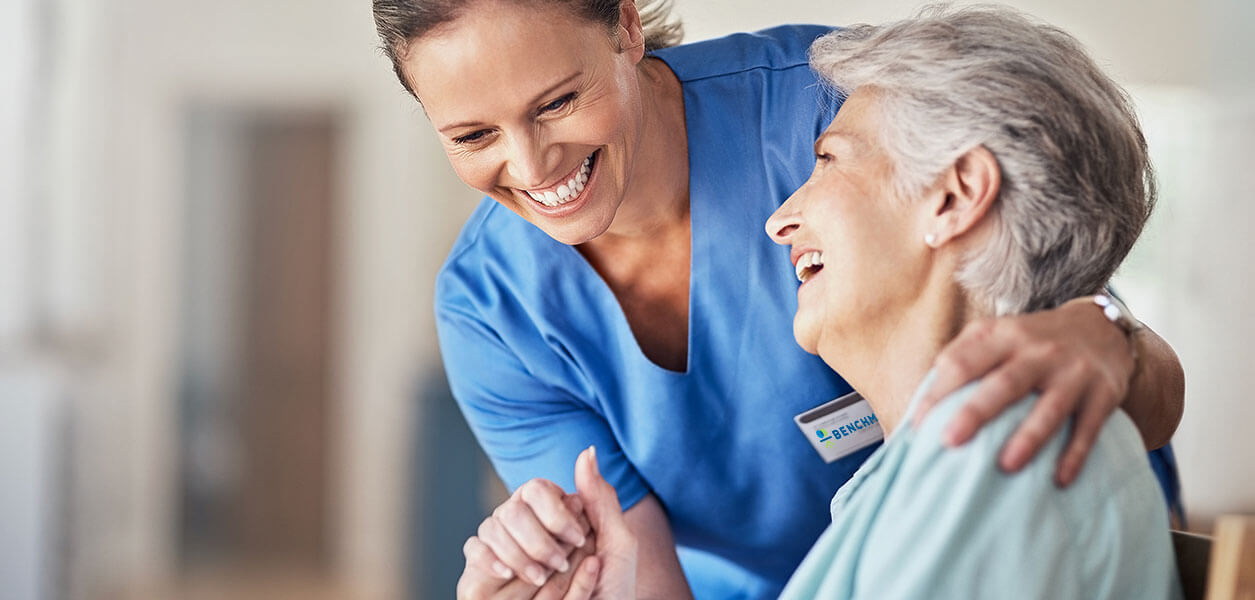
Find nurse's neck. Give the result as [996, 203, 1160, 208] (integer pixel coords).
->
[818, 273, 983, 437]
[595, 57, 690, 243]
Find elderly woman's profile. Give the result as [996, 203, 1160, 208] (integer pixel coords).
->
[559, 6, 1185, 599]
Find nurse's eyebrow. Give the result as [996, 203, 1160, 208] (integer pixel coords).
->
[526, 71, 583, 108]
[437, 72, 584, 134]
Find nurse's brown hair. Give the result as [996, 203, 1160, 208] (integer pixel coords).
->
[373, 0, 683, 97]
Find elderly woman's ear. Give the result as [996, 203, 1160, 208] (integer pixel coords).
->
[924, 146, 1002, 248]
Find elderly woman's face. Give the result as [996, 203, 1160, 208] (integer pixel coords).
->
[766, 89, 931, 357]
[403, 2, 646, 245]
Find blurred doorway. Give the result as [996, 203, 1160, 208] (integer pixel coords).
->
[176, 106, 341, 589]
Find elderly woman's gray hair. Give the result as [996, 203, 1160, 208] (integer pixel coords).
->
[809, 5, 1155, 315]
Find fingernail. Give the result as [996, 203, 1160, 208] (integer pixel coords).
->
[568, 529, 587, 547]
[526, 565, 547, 586]
[942, 424, 961, 447]
[1001, 444, 1026, 471]
[492, 561, 513, 579]
[551, 555, 570, 573]
[1059, 461, 1076, 485]
[588, 445, 599, 474]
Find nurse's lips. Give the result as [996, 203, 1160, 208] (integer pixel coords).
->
[518, 151, 597, 211]
[791, 248, 825, 284]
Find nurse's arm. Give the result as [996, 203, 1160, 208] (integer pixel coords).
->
[622, 493, 694, 599]
[914, 296, 1184, 484]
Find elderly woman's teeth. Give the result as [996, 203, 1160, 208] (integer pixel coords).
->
[795, 251, 825, 282]
[526, 154, 594, 207]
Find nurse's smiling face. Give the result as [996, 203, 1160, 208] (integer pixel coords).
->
[402, 1, 648, 245]
[766, 89, 931, 358]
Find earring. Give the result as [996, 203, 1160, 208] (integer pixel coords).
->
[924, 233, 937, 247]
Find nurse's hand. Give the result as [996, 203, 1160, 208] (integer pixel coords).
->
[565, 446, 637, 599]
[914, 296, 1136, 486]
[457, 478, 593, 598]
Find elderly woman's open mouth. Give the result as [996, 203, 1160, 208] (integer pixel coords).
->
[794, 250, 825, 283]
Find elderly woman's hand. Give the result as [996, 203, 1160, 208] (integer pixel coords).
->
[458, 536, 599, 600]
[456, 478, 593, 599]
[913, 296, 1135, 486]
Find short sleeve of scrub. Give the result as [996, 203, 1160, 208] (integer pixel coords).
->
[435, 267, 649, 506]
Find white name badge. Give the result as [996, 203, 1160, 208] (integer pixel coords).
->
[794, 391, 884, 463]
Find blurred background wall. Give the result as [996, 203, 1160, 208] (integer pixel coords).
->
[0, 0, 1250, 598]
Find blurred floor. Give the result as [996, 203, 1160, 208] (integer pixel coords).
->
[122, 567, 352, 600]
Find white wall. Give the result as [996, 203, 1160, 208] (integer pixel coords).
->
[675, 0, 1204, 85]
[0, 0, 38, 347]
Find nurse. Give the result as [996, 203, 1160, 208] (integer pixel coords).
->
[370, 1, 1186, 598]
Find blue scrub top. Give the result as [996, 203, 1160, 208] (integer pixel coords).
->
[434, 25, 1182, 599]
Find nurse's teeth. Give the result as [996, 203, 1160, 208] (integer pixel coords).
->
[525, 152, 595, 208]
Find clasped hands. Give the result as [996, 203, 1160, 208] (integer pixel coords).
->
[458, 447, 638, 600]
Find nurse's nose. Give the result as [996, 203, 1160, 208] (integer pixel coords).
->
[766, 192, 803, 245]
[505, 132, 559, 190]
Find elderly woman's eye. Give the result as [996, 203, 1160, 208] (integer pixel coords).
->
[539, 93, 577, 114]
[816, 152, 834, 163]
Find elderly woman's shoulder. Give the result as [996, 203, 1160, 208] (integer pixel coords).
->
[905, 376, 1147, 492]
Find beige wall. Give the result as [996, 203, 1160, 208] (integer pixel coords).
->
[675, 0, 1205, 85]
[44, 0, 478, 596]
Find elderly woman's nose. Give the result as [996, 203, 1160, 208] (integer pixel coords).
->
[766, 197, 803, 244]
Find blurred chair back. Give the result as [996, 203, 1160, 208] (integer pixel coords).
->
[1173, 515, 1255, 600]
[1207, 516, 1255, 600]
[1175, 529, 1213, 600]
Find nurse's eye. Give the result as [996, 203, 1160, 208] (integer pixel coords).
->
[453, 129, 491, 145]
[539, 92, 577, 115]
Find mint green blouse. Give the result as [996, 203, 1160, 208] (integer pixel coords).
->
[779, 373, 1183, 600]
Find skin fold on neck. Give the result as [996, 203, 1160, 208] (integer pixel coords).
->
[820, 252, 986, 436]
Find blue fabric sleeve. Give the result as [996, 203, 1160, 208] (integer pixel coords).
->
[435, 302, 651, 510]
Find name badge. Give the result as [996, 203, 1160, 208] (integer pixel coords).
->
[794, 391, 884, 463]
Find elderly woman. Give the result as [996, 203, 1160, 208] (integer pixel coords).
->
[372, 1, 1185, 597]
[558, 7, 1183, 600]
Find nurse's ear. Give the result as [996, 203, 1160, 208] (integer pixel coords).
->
[615, 0, 647, 62]
[923, 145, 1002, 248]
